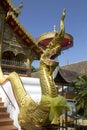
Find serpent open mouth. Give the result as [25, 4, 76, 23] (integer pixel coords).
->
[46, 51, 59, 64]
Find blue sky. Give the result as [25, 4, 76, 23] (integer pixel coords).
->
[12, 0, 87, 67]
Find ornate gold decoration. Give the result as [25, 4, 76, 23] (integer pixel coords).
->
[0, 9, 69, 130]
[37, 31, 73, 46]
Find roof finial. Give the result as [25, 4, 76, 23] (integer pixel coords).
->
[53, 25, 57, 32]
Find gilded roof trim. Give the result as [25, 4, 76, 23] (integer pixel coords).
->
[6, 0, 20, 15]
[6, 11, 36, 43]
[4, 0, 36, 44]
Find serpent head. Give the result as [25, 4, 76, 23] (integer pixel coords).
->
[40, 33, 61, 68]
[40, 9, 66, 69]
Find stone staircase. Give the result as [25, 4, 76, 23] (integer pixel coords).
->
[0, 97, 18, 130]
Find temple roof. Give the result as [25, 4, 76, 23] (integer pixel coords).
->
[0, 0, 20, 16]
[54, 68, 79, 85]
[0, 0, 73, 58]
[0, 0, 43, 57]
[54, 61, 87, 85]
[61, 61, 87, 76]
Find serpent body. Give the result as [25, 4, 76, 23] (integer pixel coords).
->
[0, 9, 69, 130]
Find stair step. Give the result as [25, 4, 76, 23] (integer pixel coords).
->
[0, 112, 9, 118]
[0, 97, 4, 106]
[0, 118, 13, 126]
[0, 125, 18, 130]
[0, 97, 18, 130]
[0, 106, 7, 112]
[0, 101, 4, 106]
[0, 98, 2, 101]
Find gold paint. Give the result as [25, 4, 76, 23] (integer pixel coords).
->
[0, 9, 69, 130]
[37, 32, 73, 44]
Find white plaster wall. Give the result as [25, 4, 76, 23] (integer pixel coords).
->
[21, 77, 41, 102]
[0, 77, 41, 130]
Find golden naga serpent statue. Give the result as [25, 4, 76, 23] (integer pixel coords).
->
[0, 9, 69, 130]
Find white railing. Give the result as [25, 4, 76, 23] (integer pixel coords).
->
[0, 76, 41, 130]
[0, 85, 15, 109]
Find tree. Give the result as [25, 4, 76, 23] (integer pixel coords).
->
[71, 75, 87, 117]
[31, 65, 38, 72]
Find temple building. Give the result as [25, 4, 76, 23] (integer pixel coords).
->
[1, 0, 85, 100]
[1, 1, 86, 85]
[0, 1, 87, 130]
[0, 0, 42, 76]
[0, 0, 73, 77]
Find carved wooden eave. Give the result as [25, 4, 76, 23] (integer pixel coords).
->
[5, 12, 42, 56]
[0, 0, 19, 15]
[0, 0, 43, 58]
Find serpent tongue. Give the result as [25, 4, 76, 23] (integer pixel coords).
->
[47, 58, 55, 62]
